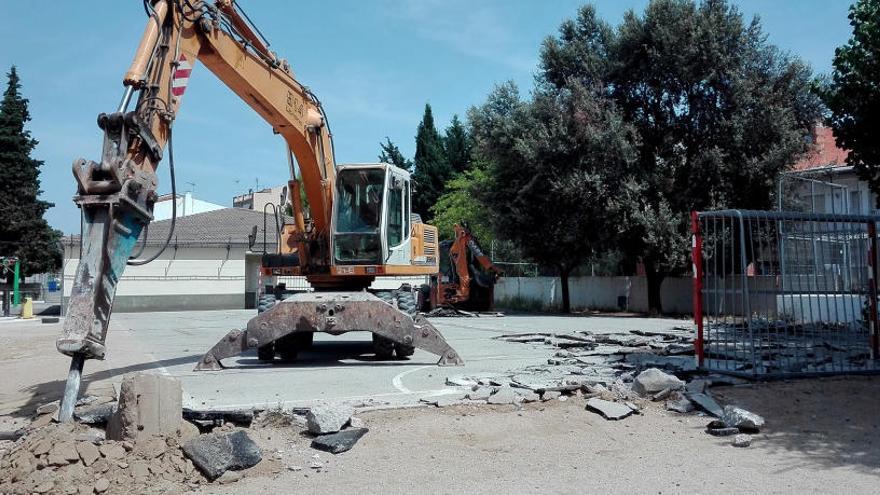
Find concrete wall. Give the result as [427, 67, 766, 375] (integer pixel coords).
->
[494, 275, 693, 314]
[63, 244, 249, 313]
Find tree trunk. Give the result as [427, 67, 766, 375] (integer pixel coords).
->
[560, 268, 571, 314]
[645, 260, 665, 316]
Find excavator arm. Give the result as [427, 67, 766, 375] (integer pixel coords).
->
[57, 0, 337, 420]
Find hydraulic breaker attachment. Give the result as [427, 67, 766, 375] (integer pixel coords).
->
[195, 291, 464, 370]
[57, 104, 159, 422]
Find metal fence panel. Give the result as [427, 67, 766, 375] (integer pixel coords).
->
[693, 209, 880, 378]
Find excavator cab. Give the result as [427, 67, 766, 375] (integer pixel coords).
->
[331, 163, 426, 271]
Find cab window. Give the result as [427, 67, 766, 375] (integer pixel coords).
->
[386, 177, 403, 246]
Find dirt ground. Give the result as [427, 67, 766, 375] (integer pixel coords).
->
[199, 377, 880, 495]
[3, 317, 880, 493]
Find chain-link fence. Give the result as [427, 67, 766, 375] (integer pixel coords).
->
[692, 209, 880, 378]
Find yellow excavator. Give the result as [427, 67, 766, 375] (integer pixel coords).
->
[56, 0, 462, 421]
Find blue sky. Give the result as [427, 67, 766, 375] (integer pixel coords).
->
[0, 0, 853, 234]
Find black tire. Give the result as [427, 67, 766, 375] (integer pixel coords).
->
[292, 331, 314, 349]
[394, 289, 417, 357]
[257, 294, 277, 314]
[257, 343, 275, 362]
[418, 283, 432, 312]
[372, 333, 396, 359]
[276, 334, 299, 361]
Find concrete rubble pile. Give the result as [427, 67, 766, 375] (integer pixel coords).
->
[0, 373, 269, 494]
[705, 320, 874, 374]
[438, 325, 765, 448]
[424, 307, 504, 318]
[305, 403, 369, 454]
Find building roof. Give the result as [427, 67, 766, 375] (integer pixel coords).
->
[64, 207, 289, 248]
[792, 125, 849, 171]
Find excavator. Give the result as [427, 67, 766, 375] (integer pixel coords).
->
[56, 0, 462, 422]
[428, 223, 502, 312]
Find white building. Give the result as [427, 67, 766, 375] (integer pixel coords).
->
[784, 124, 872, 214]
[152, 192, 225, 221]
[62, 208, 279, 312]
[232, 185, 288, 213]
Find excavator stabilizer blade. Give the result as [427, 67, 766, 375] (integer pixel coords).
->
[194, 291, 464, 370]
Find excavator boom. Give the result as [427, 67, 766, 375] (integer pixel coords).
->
[57, 0, 460, 422]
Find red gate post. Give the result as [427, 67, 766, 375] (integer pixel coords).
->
[691, 211, 705, 367]
[868, 221, 879, 359]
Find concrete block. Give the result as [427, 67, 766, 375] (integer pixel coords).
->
[107, 373, 182, 441]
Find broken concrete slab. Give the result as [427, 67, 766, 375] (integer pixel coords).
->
[74, 402, 116, 425]
[706, 426, 740, 437]
[306, 404, 354, 435]
[487, 386, 518, 405]
[35, 401, 59, 416]
[518, 391, 540, 403]
[585, 398, 633, 421]
[686, 392, 723, 417]
[686, 379, 709, 394]
[0, 430, 23, 442]
[182, 430, 262, 481]
[75, 441, 100, 466]
[632, 368, 684, 396]
[466, 386, 493, 401]
[721, 405, 765, 431]
[510, 373, 586, 392]
[732, 434, 752, 447]
[541, 391, 562, 401]
[98, 443, 126, 460]
[665, 397, 694, 413]
[107, 373, 182, 441]
[625, 353, 697, 372]
[445, 375, 479, 387]
[652, 387, 673, 401]
[420, 393, 466, 407]
[310, 428, 368, 454]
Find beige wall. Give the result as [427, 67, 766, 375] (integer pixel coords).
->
[63, 243, 252, 312]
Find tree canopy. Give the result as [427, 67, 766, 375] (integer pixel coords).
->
[469, 81, 639, 312]
[0, 66, 61, 280]
[821, 0, 880, 203]
[536, 0, 822, 312]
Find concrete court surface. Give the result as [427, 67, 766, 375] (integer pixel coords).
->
[0, 310, 688, 416]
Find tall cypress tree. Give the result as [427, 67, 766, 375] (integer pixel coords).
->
[378, 137, 413, 172]
[0, 67, 61, 281]
[443, 114, 472, 175]
[411, 103, 451, 218]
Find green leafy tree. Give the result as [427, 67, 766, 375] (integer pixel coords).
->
[412, 104, 452, 219]
[429, 165, 493, 243]
[470, 81, 640, 313]
[442, 114, 472, 175]
[539, 1, 822, 313]
[820, 0, 880, 203]
[378, 137, 413, 172]
[0, 67, 61, 282]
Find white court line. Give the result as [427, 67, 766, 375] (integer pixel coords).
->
[391, 365, 432, 393]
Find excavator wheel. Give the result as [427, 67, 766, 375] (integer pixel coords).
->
[276, 334, 299, 361]
[394, 289, 417, 357]
[372, 290, 397, 359]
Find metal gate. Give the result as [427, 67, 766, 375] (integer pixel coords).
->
[692, 209, 880, 378]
